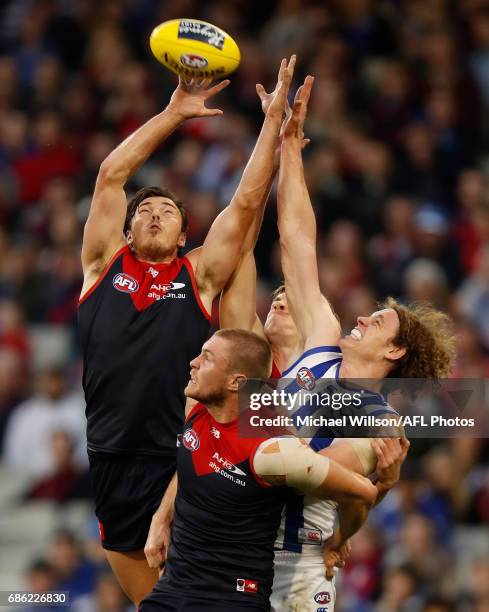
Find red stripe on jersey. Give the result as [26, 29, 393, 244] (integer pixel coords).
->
[181, 257, 211, 321]
[121, 250, 184, 312]
[78, 245, 128, 306]
[185, 406, 267, 481]
[271, 361, 281, 379]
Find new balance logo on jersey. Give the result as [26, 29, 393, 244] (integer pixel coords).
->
[297, 367, 316, 390]
[147, 266, 159, 278]
[236, 578, 258, 593]
[211, 427, 220, 438]
[182, 428, 200, 451]
[211, 452, 246, 476]
[113, 273, 139, 293]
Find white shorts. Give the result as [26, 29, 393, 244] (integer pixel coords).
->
[271, 551, 336, 612]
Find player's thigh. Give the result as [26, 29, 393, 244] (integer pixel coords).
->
[105, 548, 159, 606]
[272, 564, 336, 612]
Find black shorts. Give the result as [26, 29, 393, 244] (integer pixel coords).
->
[139, 591, 268, 612]
[88, 453, 175, 552]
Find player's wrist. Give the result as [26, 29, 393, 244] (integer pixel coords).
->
[163, 104, 188, 123]
[152, 508, 173, 526]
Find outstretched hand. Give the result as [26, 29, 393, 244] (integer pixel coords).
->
[167, 76, 230, 120]
[256, 55, 296, 119]
[282, 74, 315, 141]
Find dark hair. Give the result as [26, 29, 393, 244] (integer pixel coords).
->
[215, 329, 272, 379]
[123, 186, 188, 236]
[272, 284, 286, 300]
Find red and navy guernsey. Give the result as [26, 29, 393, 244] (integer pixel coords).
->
[151, 403, 287, 607]
[78, 245, 210, 457]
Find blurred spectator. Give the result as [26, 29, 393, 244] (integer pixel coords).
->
[384, 514, 451, 594]
[457, 245, 489, 349]
[376, 564, 423, 612]
[22, 559, 58, 612]
[48, 530, 98, 603]
[73, 571, 132, 612]
[3, 366, 85, 476]
[26, 430, 89, 503]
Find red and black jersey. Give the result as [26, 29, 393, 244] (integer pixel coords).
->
[78, 246, 210, 457]
[156, 403, 286, 607]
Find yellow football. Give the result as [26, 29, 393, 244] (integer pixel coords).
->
[149, 19, 241, 78]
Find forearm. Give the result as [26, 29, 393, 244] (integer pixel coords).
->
[231, 115, 281, 212]
[100, 107, 184, 184]
[241, 169, 276, 252]
[153, 472, 178, 524]
[336, 498, 371, 544]
[278, 138, 316, 243]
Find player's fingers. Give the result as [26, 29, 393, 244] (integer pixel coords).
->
[278, 57, 287, 81]
[206, 79, 230, 97]
[294, 85, 303, 105]
[285, 54, 296, 80]
[203, 108, 224, 116]
[400, 436, 410, 451]
[299, 75, 314, 106]
[373, 440, 387, 467]
[302, 138, 311, 149]
[256, 83, 267, 99]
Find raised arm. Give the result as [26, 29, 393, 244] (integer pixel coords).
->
[189, 57, 296, 306]
[81, 77, 229, 293]
[277, 77, 341, 348]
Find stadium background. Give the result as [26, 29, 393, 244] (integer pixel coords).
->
[0, 0, 489, 610]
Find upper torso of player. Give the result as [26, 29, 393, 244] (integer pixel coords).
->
[78, 245, 210, 456]
[160, 403, 286, 606]
[274, 345, 398, 560]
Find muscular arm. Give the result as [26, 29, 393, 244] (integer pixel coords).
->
[144, 471, 178, 569]
[191, 58, 295, 304]
[81, 78, 229, 294]
[277, 78, 341, 348]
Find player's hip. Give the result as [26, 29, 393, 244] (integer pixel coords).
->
[271, 553, 336, 612]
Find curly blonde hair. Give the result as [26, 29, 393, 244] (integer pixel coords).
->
[382, 297, 456, 380]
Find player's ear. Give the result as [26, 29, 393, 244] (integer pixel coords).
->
[385, 343, 406, 361]
[126, 230, 133, 246]
[177, 232, 186, 248]
[228, 373, 246, 393]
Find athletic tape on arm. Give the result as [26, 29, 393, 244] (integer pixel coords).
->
[342, 438, 377, 475]
[253, 437, 330, 493]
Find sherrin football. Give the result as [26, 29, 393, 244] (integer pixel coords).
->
[150, 19, 241, 78]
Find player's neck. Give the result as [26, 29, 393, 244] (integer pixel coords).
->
[338, 357, 387, 392]
[206, 396, 238, 424]
[271, 339, 303, 374]
[131, 245, 178, 265]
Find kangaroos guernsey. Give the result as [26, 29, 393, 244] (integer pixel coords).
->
[78, 245, 210, 457]
[144, 403, 286, 609]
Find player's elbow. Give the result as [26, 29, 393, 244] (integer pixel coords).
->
[98, 159, 127, 186]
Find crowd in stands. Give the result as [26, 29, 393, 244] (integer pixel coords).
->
[0, 0, 489, 610]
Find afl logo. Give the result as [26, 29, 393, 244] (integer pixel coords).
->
[113, 273, 139, 293]
[183, 428, 200, 451]
[297, 367, 316, 391]
[314, 592, 331, 604]
[180, 54, 208, 69]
